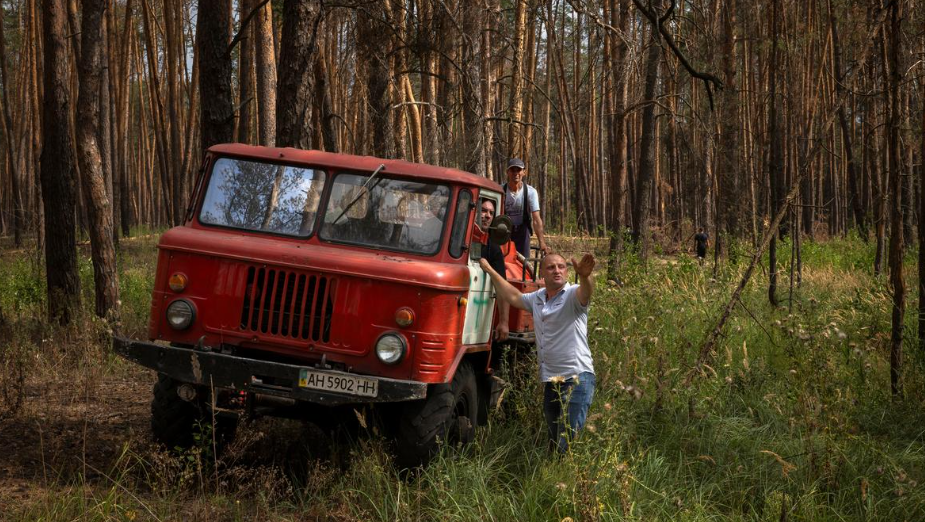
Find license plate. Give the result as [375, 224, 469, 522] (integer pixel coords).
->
[298, 369, 378, 398]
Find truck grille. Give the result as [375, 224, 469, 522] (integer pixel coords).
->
[239, 266, 336, 342]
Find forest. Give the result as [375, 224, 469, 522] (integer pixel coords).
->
[0, 0, 924, 520]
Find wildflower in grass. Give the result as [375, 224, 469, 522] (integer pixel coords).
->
[556, 482, 568, 491]
[604, 402, 612, 411]
[550, 375, 566, 384]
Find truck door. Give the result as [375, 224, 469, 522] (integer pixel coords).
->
[460, 192, 502, 345]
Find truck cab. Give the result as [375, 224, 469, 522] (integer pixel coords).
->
[114, 144, 540, 466]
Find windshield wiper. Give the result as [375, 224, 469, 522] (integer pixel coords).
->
[331, 163, 387, 225]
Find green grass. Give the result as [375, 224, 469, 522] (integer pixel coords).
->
[2, 234, 925, 521]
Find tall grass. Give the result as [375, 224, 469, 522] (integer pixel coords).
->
[2, 234, 924, 521]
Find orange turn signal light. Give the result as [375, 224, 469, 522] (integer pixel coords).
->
[458, 297, 468, 307]
[168, 272, 188, 292]
[395, 307, 415, 327]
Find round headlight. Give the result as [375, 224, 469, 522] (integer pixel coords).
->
[375, 333, 407, 364]
[166, 299, 195, 330]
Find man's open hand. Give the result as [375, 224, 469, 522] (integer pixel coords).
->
[571, 253, 595, 279]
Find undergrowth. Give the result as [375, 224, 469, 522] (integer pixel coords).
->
[2, 234, 924, 521]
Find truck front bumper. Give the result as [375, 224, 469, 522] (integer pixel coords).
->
[113, 336, 427, 406]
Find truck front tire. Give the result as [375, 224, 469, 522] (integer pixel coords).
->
[151, 374, 235, 450]
[396, 361, 479, 468]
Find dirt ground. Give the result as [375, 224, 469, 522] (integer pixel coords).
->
[0, 364, 153, 510]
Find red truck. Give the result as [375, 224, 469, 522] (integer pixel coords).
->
[113, 144, 540, 466]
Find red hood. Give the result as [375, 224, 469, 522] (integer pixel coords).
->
[158, 226, 471, 292]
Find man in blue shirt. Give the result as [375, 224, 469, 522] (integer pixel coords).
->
[479, 252, 596, 452]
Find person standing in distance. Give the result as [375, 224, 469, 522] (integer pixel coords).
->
[503, 158, 548, 259]
[479, 252, 596, 452]
[694, 227, 709, 265]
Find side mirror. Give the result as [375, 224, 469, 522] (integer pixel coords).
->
[489, 215, 513, 244]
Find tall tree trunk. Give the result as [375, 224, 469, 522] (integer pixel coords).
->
[255, 0, 277, 146]
[768, 0, 782, 306]
[276, 0, 320, 149]
[918, 16, 925, 353]
[40, 0, 81, 324]
[76, 0, 120, 320]
[164, 0, 186, 224]
[606, 0, 629, 279]
[886, 1, 903, 397]
[630, 22, 661, 261]
[0, 5, 22, 246]
[357, 1, 395, 159]
[506, 0, 528, 157]
[197, 0, 234, 153]
[236, 0, 255, 143]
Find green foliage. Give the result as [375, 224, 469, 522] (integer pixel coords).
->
[4, 236, 925, 520]
[0, 255, 45, 316]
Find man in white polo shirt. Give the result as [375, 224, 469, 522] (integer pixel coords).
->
[479, 252, 596, 452]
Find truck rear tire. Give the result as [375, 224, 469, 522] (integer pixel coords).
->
[395, 361, 479, 468]
[151, 374, 235, 450]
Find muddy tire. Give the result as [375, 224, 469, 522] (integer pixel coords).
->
[151, 375, 235, 450]
[396, 361, 479, 468]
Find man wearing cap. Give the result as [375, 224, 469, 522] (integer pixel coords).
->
[503, 158, 547, 258]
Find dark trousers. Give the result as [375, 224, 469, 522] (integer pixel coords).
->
[512, 224, 531, 258]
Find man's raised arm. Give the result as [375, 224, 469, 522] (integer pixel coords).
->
[478, 258, 529, 311]
[571, 253, 596, 307]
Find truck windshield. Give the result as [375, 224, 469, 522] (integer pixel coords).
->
[199, 157, 325, 236]
[320, 172, 450, 255]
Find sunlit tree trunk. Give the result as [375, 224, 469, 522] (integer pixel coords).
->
[255, 0, 277, 146]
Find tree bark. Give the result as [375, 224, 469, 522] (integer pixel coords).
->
[0, 5, 24, 246]
[630, 22, 661, 261]
[886, 1, 903, 397]
[197, 0, 235, 153]
[76, 0, 120, 320]
[276, 0, 320, 149]
[357, 1, 395, 159]
[255, 0, 277, 146]
[768, 0, 781, 306]
[40, 0, 81, 324]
